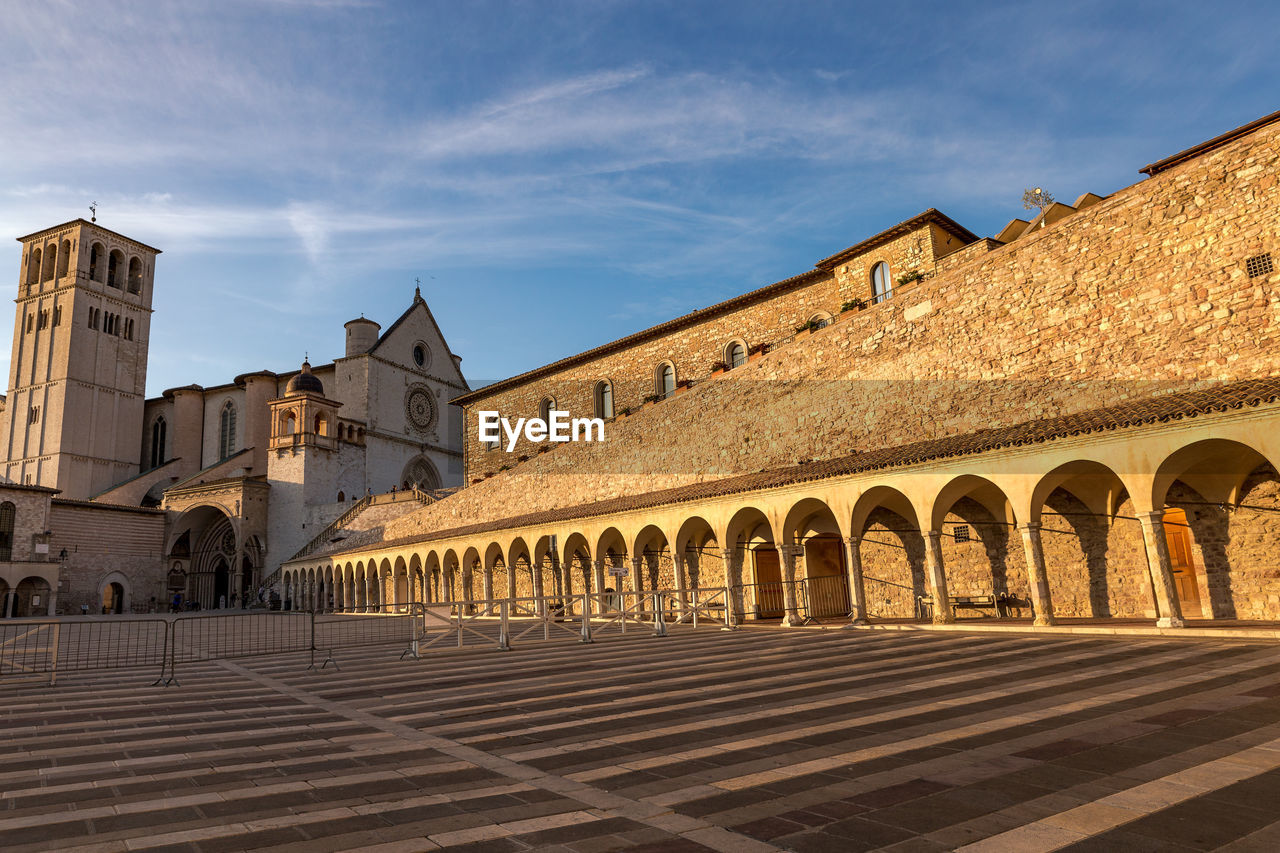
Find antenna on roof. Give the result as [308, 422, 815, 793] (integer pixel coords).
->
[89, 202, 97, 223]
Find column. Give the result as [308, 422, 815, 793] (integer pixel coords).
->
[672, 548, 688, 617]
[462, 564, 475, 614]
[844, 536, 869, 626]
[506, 565, 517, 602]
[1019, 522, 1057, 627]
[722, 548, 744, 625]
[531, 559, 545, 616]
[482, 569, 494, 615]
[1137, 511, 1186, 628]
[779, 545, 803, 627]
[631, 556, 646, 615]
[923, 531, 954, 624]
[592, 559, 606, 612]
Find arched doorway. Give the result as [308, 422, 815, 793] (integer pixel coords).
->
[213, 558, 230, 609]
[102, 582, 125, 614]
[1162, 507, 1202, 618]
[14, 576, 51, 617]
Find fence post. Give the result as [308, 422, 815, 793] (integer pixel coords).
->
[652, 593, 667, 637]
[308, 610, 316, 669]
[722, 587, 736, 631]
[498, 601, 511, 651]
[580, 593, 593, 643]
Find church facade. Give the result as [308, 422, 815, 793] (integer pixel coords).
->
[0, 220, 467, 616]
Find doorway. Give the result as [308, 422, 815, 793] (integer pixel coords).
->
[102, 582, 124, 614]
[751, 546, 784, 619]
[1163, 507, 1202, 618]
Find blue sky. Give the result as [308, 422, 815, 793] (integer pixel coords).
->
[1, 1, 1277, 396]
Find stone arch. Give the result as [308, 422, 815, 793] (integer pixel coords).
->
[483, 542, 506, 609]
[127, 256, 142, 294]
[930, 475, 1027, 609]
[725, 505, 777, 621]
[631, 524, 671, 593]
[408, 553, 424, 604]
[441, 548, 460, 604]
[393, 556, 409, 612]
[851, 485, 927, 620]
[595, 527, 628, 593]
[561, 532, 592, 596]
[42, 242, 57, 282]
[461, 546, 482, 611]
[675, 515, 720, 590]
[401, 455, 441, 491]
[27, 246, 41, 285]
[13, 575, 52, 617]
[508, 537, 533, 599]
[99, 571, 131, 615]
[58, 239, 71, 278]
[377, 558, 393, 610]
[783, 496, 849, 618]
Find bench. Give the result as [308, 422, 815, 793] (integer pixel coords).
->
[917, 593, 1027, 620]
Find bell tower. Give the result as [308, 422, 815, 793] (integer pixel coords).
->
[3, 219, 159, 499]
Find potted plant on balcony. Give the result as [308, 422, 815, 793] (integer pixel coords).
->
[709, 360, 728, 377]
[841, 298, 867, 313]
[896, 269, 925, 287]
[748, 343, 768, 361]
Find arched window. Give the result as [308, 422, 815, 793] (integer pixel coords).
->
[219, 402, 237, 460]
[150, 416, 167, 469]
[871, 261, 892, 304]
[127, 257, 142, 294]
[594, 381, 614, 419]
[58, 240, 71, 278]
[107, 249, 123, 288]
[42, 244, 57, 282]
[538, 397, 555, 422]
[0, 501, 14, 561]
[314, 413, 327, 435]
[27, 248, 40, 285]
[656, 363, 676, 398]
[726, 341, 747, 369]
[53, 305, 62, 327]
[285, 410, 297, 435]
[809, 312, 833, 329]
[337, 490, 345, 502]
[89, 243, 103, 281]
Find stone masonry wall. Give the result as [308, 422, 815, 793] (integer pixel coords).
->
[380, 117, 1280, 548]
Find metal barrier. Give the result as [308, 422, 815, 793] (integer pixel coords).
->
[0, 617, 169, 686]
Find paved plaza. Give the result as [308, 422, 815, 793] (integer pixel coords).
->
[4, 626, 1280, 852]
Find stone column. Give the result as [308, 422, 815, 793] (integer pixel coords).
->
[778, 545, 803, 627]
[844, 536, 869, 625]
[482, 569, 494, 615]
[672, 549, 688, 616]
[506, 565, 517, 602]
[593, 559, 607, 615]
[923, 531, 954, 624]
[462, 564, 475, 614]
[723, 549, 744, 626]
[1019, 522, 1057, 626]
[1137, 511, 1186, 628]
[631, 556, 646, 615]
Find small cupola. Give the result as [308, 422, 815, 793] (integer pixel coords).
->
[285, 360, 325, 396]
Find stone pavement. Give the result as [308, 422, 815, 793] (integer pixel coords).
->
[4, 626, 1280, 851]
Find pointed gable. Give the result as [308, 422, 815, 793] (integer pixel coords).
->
[367, 289, 468, 388]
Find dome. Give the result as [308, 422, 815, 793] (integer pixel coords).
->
[285, 360, 324, 396]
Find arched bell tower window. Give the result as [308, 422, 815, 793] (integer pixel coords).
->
[219, 402, 237, 460]
[89, 243, 103, 282]
[594, 380, 614, 419]
[150, 416, 167, 469]
[27, 248, 40, 285]
[58, 240, 71, 278]
[0, 501, 13, 561]
[127, 257, 142, 294]
[107, 249, 124, 289]
[42, 243, 57, 282]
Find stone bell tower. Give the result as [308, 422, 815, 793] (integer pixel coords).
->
[3, 219, 159, 499]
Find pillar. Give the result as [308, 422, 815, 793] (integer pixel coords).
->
[723, 548, 744, 625]
[482, 568, 494, 614]
[924, 531, 954, 624]
[779, 545, 803, 626]
[844, 536, 869, 625]
[1137, 511, 1186, 628]
[1019, 522, 1056, 627]
[672, 548, 688, 615]
[631, 556, 646, 614]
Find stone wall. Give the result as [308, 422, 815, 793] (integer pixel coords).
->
[381, 116, 1280, 547]
[49, 500, 167, 613]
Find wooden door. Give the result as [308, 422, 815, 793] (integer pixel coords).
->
[752, 547, 784, 619]
[1163, 507, 1202, 617]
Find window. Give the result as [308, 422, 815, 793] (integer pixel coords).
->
[412, 343, 428, 368]
[538, 397, 555, 422]
[58, 239, 70, 278]
[594, 381, 614, 419]
[27, 248, 40, 285]
[150, 417, 167, 469]
[337, 491, 345, 502]
[953, 525, 970, 543]
[127, 257, 142, 294]
[25, 314, 32, 333]
[0, 501, 13, 561]
[53, 305, 62, 327]
[37, 310, 48, 330]
[727, 342, 746, 369]
[107, 249, 123, 288]
[219, 402, 237, 460]
[284, 410, 297, 435]
[28, 406, 39, 424]
[42, 244, 56, 282]
[656, 363, 676, 398]
[89, 243, 103, 281]
[809, 313, 833, 330]
[314, 413, 327, 435]
[871, 262, 892, 304]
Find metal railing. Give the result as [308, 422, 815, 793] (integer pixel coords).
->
[0, 617, 169, 686]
